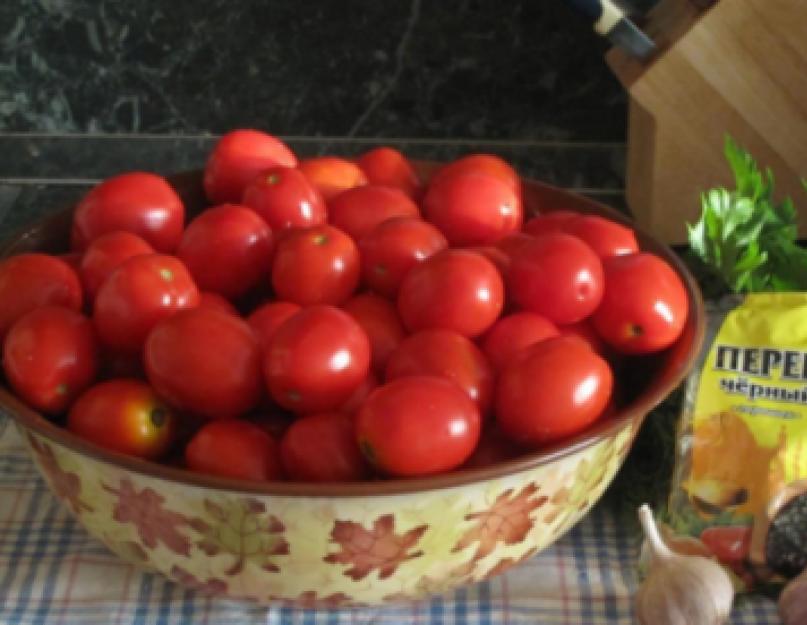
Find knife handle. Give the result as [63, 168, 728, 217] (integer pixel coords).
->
[567, 0, 626, 35]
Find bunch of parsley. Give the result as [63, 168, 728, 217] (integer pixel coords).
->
[687, 137, 807, 292]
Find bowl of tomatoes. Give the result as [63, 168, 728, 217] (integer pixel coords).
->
[0, 130, 704, 606]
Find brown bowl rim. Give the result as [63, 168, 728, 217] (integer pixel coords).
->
[0, 164, 706, 498]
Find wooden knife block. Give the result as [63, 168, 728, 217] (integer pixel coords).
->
[607, 0, 807, 243]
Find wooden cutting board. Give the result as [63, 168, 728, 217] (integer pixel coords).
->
[607, 0, 807, 244]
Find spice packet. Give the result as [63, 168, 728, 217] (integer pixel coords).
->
[667, 293, 807, 589]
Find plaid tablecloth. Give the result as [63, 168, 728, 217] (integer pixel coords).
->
[0, 417, 782, 625]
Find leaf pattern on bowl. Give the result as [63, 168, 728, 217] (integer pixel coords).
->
[452, 482, 548, 561]
[27, 433, 92, 515]
[324, 514, 428, 581]
[103, 477, 192, 556]
[170, 565, 228, 596]
[189, 498, 289, 576]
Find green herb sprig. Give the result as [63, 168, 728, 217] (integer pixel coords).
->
[687, 137, 807, 293]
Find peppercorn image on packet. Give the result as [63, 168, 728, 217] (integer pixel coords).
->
[668, 293, 807, 589]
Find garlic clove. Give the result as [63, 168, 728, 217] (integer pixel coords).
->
[635, 504, 735, 625]
[779, 567, 807, 625]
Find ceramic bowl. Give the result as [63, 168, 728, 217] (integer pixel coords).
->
[0, 166, 705, 607]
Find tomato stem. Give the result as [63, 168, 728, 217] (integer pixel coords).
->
[150, 407, 167, 427]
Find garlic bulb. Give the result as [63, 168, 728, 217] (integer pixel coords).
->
[779, 567, 807, 625]
[635, 504, 735, 625]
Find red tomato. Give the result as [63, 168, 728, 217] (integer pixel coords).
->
[328, 185, 420, 241]
[507, 232, 604, 325]
[481, 312, 559, 371]
[397, 249, 504, 338]
[357, 147, 421, 199]
[3, 306, 98, 414]
[264, 305, 370, 413]
[523, 211, 578, 237]
[339, 371, 378, 415]
[342, 293, 406, 374]
[359, 217, 448, 298]
[93, 254, 199, 354]
[241, 166, 327, 231]
[71, 172, 185, 253]
[385, 329, 494, 415]
[592, 253, 688, 354]
[280, 412, 369, 482]
[496, 232, 535, 260]
[247, 301, 301, 350]
[563, 215, 639, 258]
[298, 157, 368, 202]
[0, 253, 82, 341]
[67, 379, 176, 459]
[177, 204, 273, 299]
[558, 319, 608, 356]
[464, 246, 511, 275]
[80, 231, 155, 301]
[430, 154, 520, 194]
[356, 376, 480, 477]
[197, 292, 239, 316]
[145, 308, 263, 420]
[271, 224, 359, 305]
[423, 172, 522, 246]
[699, 526, 751, 565]
[203, 129, 297, 204]
[495, 336, 613, 447]
[185, 419, 283, 481]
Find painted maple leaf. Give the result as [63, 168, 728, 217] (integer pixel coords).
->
[275, 590, 359, 609]
[189, 498, 289, 576]
[170, 565, 228, 596]
[103, 478, 191, 556]
[324, 514, 428, 581]
[28, 434, 92, 515]
[452, 483, 547, 561]
[484, 546, 538, 580]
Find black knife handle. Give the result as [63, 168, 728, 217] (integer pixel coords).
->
[566, 0, 603, 21]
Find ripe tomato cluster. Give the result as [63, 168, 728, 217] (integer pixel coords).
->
[0, 129, 690, 483]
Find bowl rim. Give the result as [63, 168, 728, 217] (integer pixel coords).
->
[0, 165, 706, 498]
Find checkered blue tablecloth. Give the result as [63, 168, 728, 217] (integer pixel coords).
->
[0, 416, 781, 625]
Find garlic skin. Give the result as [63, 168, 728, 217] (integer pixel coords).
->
[635, 504, 735, 625]
[779, 567, 807, 625]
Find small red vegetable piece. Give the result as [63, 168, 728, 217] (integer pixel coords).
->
[67, 379, 176, 459]
[699, 526, 752, 566]
[563, 215, 639, 258]
[93, 254, 199, 354]
[592, 253, 689, 354]
[359, 217, 448, 298]
[177, 204, 274, 299]
[264, 305, 371, 413]
[280, 412, 370, 482]
[523, 211, 578, 237]
[271, 224, 360, 306]
[495, 335, 613, 447]
[423, 172, 522, 246]
[197, 292, 239, 316]
[0, 253, 82, 341]
[430, 154, 521, 194]
[298, 156, 368, 202]
[80, 231, 155, 302]
[71, 172, 185, 253]
[247, 301, 301, 350]
[145, 308, 263, 420]
[342, 293, 406, 374]
[3, 306, 98, 414]
[507, 232, 604, 325]
[203, 129, 297, 204]
[356, 376, 481, 477]
[339, 371, 378, 415]
[241, 166, 327, 231]
[328, 185, 420, 241]
[481, 312, 559, 371]
[385, 329, 495, 416]
[185, 419, 283, 481]
[397, 249, 504, 338]
[357, 147, 421, 199]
